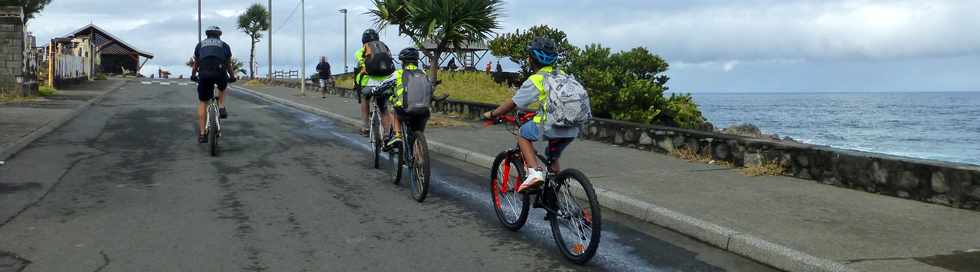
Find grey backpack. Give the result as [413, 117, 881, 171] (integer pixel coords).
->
[401, 70, 433, 115]
[543, 71, 592, 127]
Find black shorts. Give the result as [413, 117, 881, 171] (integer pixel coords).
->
[197, 72, 228, 102]
[394, 108, 430, 132]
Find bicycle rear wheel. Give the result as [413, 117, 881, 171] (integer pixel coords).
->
[409, 132, 430, 202]
[208, 107, 219, 157]
[549, 169, 601, 264]
[370, 111, 382, 169]
[489, 151, 530, 231]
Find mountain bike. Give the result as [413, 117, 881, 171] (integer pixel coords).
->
[484, 112, 602, 264]
[193, 76, 235, 157]
[384, 96, 449, 203]
[367, 86, 387, 170]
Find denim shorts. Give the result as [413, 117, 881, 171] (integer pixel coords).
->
[520, 122, 574, 161]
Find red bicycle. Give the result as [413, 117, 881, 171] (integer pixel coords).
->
[485, 112, 602, 264]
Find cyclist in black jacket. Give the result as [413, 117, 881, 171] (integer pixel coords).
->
[191, 26, 237, 143]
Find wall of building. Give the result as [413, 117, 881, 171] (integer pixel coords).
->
[0, 6, 29, 96]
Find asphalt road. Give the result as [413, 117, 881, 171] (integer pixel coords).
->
[0, 80, 779, 272]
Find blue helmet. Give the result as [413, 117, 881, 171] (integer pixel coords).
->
[528, 37, 558, 65]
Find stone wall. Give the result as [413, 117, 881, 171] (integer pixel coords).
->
[0, 6, 27, 96]
[265, 80, 980, 211]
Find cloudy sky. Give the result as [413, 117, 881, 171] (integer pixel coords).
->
[26, 0, 980, 92]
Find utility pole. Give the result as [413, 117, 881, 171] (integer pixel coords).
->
[300, 0, 305, 96]
[339, 9, 348, 73]
[267, 0, 272, 80]
[197, 0, 202, 42]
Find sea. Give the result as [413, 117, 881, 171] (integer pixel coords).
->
[691, 92, 980, 166]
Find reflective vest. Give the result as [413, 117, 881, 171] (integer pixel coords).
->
[529, 66, 558, 124]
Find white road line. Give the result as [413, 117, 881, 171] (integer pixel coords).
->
[159, 82, 171, 86]
[141, 81, 152, 85]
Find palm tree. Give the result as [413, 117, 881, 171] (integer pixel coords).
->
[238, 4, 270, 80]
[368, 0, 503, 80]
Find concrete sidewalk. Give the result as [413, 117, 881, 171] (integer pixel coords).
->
[234, 83, 980, 272]
[0, 79, 126, 161]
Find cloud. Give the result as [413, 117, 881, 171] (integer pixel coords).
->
[503, 0, 980, 63]
[722, 61, 738, 72]
[21, 0, 980, 91]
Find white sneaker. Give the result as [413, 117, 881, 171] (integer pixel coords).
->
[518, 168, 545, 193]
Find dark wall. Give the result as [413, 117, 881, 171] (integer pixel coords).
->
[100, 54, 137, 75]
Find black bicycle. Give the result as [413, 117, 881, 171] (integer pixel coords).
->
[193, 76, 235, 156]
[485, 112, 602, 264]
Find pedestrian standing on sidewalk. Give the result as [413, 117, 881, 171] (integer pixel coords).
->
[316, 56, 333, 99]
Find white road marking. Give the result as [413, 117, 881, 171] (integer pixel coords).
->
[141, 81, 151, 85]
[160, 82, 171, 86]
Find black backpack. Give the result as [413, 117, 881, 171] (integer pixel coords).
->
[363, 41, 395, 76]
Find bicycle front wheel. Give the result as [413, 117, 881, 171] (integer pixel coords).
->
[550, 169, 601, 264]
[489, 151, 530, 231]
[370, 112, 382, 169]
[408, 132, 430, 202]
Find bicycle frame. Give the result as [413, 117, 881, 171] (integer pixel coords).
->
[205, 98, 221, 136]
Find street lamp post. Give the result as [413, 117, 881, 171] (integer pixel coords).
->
[268, 0, 272, 80]
[339, 9, 348, 73]
[197, 0, 202, 42]
[300, 0, 306, 96]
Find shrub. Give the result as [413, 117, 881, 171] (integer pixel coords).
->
[94, 73, 108, 80]
[489, 25, 576, 80]
[38, 85, 56, 97]
[565, 44, 707, 129]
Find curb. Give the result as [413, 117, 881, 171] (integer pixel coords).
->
[231, 85, 857, 272]
[0, 80, 128, 162]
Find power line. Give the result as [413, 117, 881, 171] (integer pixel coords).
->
[274, 0, 301, 34]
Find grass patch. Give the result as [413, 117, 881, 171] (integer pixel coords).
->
[741, 162, 786, 177]
[427, 114, 470, 128]
[335, 75, 355, 89]
[94, 74, 108, 80]
[244, 79, 265, 87]
[670, 147, 712, 163]
[38, 85, 56, 97]
[334, 71, 514, 105]
[434, 71, 513, 105]
[0, 94, 38, 102]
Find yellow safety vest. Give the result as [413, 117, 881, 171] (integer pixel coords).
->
[529, 66, 558, 124]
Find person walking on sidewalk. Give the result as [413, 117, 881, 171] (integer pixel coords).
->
[316, 56, 333, 99]
[354, 29, 396, 136]
[482, 37, 584, 192]
[190, 26, 237, 143]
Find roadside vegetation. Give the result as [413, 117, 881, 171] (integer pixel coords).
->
[741, 162, 787, 177]
[38, 85, 56, 96]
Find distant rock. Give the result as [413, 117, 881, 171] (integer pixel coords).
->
[719, 123, 799, 143]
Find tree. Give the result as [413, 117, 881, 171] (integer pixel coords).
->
[237, 4, 270, 80]
[488, 25, 575, 79]
[565, 44, 706, 129]
[368, 0, 503, 81]
[3, 0, 52, 23]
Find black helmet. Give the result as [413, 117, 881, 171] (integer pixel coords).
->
[398, 47, 420, 62]
[527, 37, 558, 65]
[362, 29, 379, 44]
